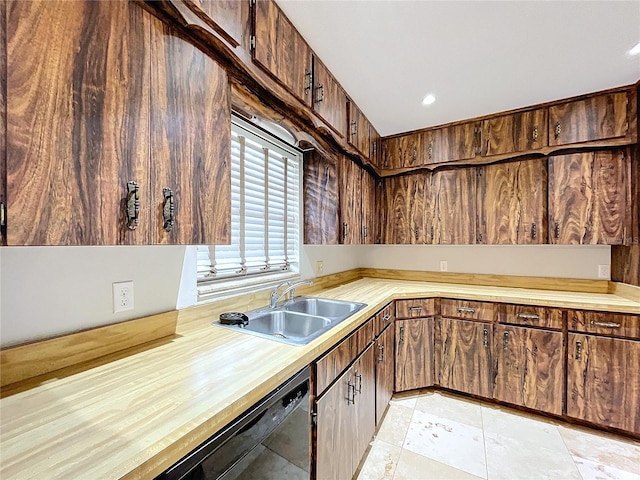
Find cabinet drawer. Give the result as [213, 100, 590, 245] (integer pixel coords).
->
[374, 303, 394, 337]
[396, 298, 436, 318]
[568, 311, 640, 340]
[441, 299, 494, 322]
[315, 317, 374, 395]
[497, 304, 563, 330]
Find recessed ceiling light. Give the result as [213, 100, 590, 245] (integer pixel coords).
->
[422, 94, 436, 106]
[629, 41, 640, 56]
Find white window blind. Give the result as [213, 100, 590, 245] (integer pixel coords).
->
[197, 118, 300, 293]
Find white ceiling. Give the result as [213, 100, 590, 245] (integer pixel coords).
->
[277, 1, 640, 136]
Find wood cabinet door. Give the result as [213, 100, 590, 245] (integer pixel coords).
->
[430, 122, 480, 164]
[370, 125, 381, 169]
[6, 0, 150, 245]
[253, 0, 312, 106]
[382, 176, 410, 244]
[375, 325, 395, 424]
[395, 318, 434, 392]
[339, 156, 362, 244]
[150, 20, 231, 245]
[316, 360, 357, 480]
[348, 102, 371, 158]
[428, 168, 476, 244]
[567, 333, 640, 433]
[361, 169, 376, 244]
[493, 325, 564, 415]
[0, 0, 6, 245]
[548, 150, 630, 245]
[183, 0, 249, 48]
[303, 151, 339, 244]
[481, 109, 548, 157]
[382, 133, 423, 169]
[313, 57, 347, 137]
[436, 318, 493, 398]
[353, 344, 376, 466]
[549, 92, 629, 147]
[476, 159, 547, 244]
[408, 173, 429, 244]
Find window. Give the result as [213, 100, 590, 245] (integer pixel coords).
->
[197, 116, 301, 299]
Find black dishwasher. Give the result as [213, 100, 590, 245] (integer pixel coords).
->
[156, 366, 310, 480]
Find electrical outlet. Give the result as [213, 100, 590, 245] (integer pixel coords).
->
[440, 260, 448, 272]
[597, 264, 610, 279]
[113, 281, 134, 313]
[316, 261, 324, 275]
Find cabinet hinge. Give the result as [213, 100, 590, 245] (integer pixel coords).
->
[249, 0, 256, 6]
[0, 201, 6, 227]
[250, 35, 256, 50]
[311, 412, 317, 426]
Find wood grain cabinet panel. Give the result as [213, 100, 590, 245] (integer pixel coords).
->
[348, 102, 371, 158]
[353, 344, 376, 465]
[428, 168, 476, 244]
[429, 122, 480, 165]
[375, 325, 395, 425]
[493, 325, 564, 415]
[0, 0, 6, 245]
[567, 333, 640, 434]
[568, 311, 640, 340]
[313, 57, 347, 138]
[150, 19, 231, 245]
[183, 0, 249, 48]
[382, 132, 424, 169]
[396, 298, 436, 318]
[382, 175, 410, 244]
[360, 169, 376, 244]
[548, 150, 630, 245]
[476, 159, 547, 244]
[6, 0, 150, 245]
[253, 0, 312, 106]
[440, 299, 494, 322]
[497, 304, 563, 330]
[374, 303, 394, 336]
[549, 92, 629, 147]
[339, 156, 362, 244]
[370, 125, 381, 168]
[395, 317, 434, 391]
[482, 109, 548, 157]
[303, 151, 339, 244]
[435, 317, 493, 398]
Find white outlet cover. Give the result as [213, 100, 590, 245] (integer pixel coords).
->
[440, 261, 448, 272]
[597, 265, 610, 279]
[113, 281, 134, 313]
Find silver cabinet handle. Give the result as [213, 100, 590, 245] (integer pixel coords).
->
[399, 325, 405, 344]
[346, 380, 356, 405]
[354, 371, 362, 394]
[575, 340, 582, 360]
[457, 307, 476, 313]
[483, 328, 489, 348]
[408, 306, 423, 312]
[382, 314, 391, 322]
[377, 344, 384, 362]
[342, 222, 348, 240]
[503, 331, 509, 350]
[517, 313, 540, 320]
[590, 320, 621, 328]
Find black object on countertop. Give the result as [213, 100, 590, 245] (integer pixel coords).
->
[219, 312, 249, 326]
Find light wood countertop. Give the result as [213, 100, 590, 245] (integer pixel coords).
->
[1, 277, 638, 479]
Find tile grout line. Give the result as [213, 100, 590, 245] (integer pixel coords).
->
[391, 396, 419, 479]
[480, 404, 489, 480]
[556, 425, 587, 480]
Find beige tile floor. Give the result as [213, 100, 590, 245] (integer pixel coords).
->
[357, 391, 640, 480]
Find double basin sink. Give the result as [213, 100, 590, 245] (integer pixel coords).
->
[215, 296, 367, 346]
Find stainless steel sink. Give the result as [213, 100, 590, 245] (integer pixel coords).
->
[214, 296, 367, 346]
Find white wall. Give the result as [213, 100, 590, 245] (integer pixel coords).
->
[0, 243, 611, 348]
[0, 246, 185, 347]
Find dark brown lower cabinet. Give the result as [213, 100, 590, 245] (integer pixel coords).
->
[315, 343, 375, 480]
[567, 333, 640, 434]
[395, 317, 434, 391]
[435, 318, 493, 398]
[375, 324, 395, 424]
[493, 325, 564, 415]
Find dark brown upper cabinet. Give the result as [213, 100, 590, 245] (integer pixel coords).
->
[303, 151, 339, 245]
[548, 149, 630, 245]
[360, 169, 376, 244]
[339, 156, 362, 245]
[428, 168, 477, 244]
[6, 1, 150, 245]
[253, 0, 313, 106]
[549, 92, 629, 147]
[476, 159, 547, 244]
[382, 132, 424, 169]
[313, 57, 348, 137]
[482, 108, 548, 157]
[381, 176, 410, 244]
[0, 0, 6, 245]
[369, 125, 381, 169]
[183, 0, 249, 48]
[428, 122, 480, 165]
[348, 101, 371, 158]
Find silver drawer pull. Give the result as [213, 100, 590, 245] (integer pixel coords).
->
[517, 313, 540, 320]
[590, 320, 621, 328]
[408, 306, 423, 312]
[382, 314, 391, 322]
[457, 307, 476, 313]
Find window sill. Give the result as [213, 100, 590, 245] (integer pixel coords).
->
[197, 271, 302, 303]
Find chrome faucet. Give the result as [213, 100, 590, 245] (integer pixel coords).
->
[270, 280, 313, 308]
